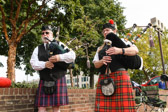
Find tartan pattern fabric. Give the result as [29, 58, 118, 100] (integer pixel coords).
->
[95, 70, 136, 112]
[35, 76, 68, 107]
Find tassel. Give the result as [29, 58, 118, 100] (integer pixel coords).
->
[87, 58, 90, 69]
[149, 28, 154, 47]
[149, 35, 154, 47]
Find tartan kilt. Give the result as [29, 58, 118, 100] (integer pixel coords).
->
[95, 70, 136, 112]
[35, 76, 68, 107]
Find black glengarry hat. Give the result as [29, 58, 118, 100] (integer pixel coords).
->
[42, 25, 53, 31]
[103, 19, 116, 30]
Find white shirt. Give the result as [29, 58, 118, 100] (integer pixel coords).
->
[30, 42, 76, 71]
[92, 47, 100, 63]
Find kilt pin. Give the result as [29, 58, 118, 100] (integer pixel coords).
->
[35, 76, 68, 107]
[95, 70, 136, 112]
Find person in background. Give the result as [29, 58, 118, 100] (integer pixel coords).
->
[30, 25, 76, 112]
[159, 80, 166, 89]
[93, 19, 139, 112]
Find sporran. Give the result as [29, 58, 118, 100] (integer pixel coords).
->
[43, 81, 56, 95]
[100, 78, 115, 96]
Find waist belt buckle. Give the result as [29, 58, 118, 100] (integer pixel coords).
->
[117, 68, 126, 71]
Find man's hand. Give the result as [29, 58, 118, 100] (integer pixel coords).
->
[45, 61, 54, 69]
[49, 55, 60, 63]
[101, 56, 112, 65]
[106, 47, 122, 55]
[94, 56, 112, 68]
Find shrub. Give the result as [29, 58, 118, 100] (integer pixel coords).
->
[11, 81, 38, 88]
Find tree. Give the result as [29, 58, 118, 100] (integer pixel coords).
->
[0, 0, 76, 82]
[68, 0, 126, 88]
[80, 0, 126, 33]
[71, 16, 100, 88]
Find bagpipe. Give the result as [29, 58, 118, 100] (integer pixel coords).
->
[44, 37, 74, 80]
[98, 22, 152, 70]
[107, 23, 152, 70]
[105, 32, 142, 69]
[44, 37, 74, 69]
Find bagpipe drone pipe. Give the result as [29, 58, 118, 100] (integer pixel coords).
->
[131, 23, 152, 44]
[44, 37, 74, 80]
[124, 23, 137, 42]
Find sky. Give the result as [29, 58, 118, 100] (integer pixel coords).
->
[1, 0, 168, 82]
[118, 0, 168, 29]
[0, 56, 39, 82]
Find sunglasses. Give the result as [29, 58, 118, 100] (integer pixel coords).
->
[42, 32, 49, 35]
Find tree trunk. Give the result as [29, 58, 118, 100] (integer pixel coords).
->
[69, 69, 74, 87]
[7, 43, 17, 82]
[143, 67, 149, 81]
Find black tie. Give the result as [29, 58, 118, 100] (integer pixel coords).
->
[46, 43, 50, 56]
[46, 43, 49, 50]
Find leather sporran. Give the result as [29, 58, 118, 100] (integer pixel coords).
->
[43, 81, 56, 95]
[100, 78, 115, 96]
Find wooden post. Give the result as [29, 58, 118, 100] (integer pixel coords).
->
[69, 69, 74, 87]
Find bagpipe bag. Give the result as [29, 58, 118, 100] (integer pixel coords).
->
[48, 40, 74, 80]
[49, 40, 71, 69]
[105, 33, 142, 69]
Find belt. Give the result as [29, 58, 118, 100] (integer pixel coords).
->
[101, 68, 127, 75]
[116, 68, 126, 71]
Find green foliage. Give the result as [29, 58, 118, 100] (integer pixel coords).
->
[16, 30, 41, 75]
[11, 81, 38, 88]
[80, 0, 126, 33]
[0, 36, 8, 56]
[0, 0, 5, 4]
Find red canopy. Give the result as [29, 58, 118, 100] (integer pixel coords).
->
[0, 77, 12, 87]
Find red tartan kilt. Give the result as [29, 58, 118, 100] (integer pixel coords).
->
[95, 70, 136, 112]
